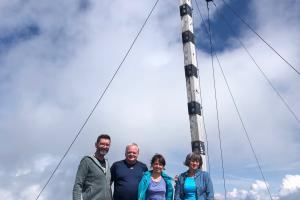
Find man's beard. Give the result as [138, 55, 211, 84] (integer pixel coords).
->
[99, 149, 108, 155]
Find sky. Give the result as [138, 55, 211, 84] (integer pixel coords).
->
[0, 0, 299, 199]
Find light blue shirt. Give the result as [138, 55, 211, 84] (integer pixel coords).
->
[183, 177, 196, 200]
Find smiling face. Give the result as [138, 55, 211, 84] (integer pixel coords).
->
[150, 154, 166, 175]
[95, 138, 111, 156]
[184, 153, 202, 170]
[188, 159, 200, 171]
[152, 159, 164, 174]
[125, 145, 139, 164]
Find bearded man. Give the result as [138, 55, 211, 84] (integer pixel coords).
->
[73, 134, 112, 200]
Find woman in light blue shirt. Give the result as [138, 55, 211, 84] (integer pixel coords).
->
[174, 153, 214, 200]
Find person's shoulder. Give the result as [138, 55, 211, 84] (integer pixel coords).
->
[81, 155, 91, 161]
[143, 170, 151, 176]
[78, 156, 93, 166]
[179, 170, 188, 177]
[136, 161, 147, 167]
[112, 159, 125, 165]
[139, 170, 151, 184]
[195, 170, 210, 177]
[161, 171, 172, 180]
[111, 160, 125, 167]
[199, 169, 208, 174]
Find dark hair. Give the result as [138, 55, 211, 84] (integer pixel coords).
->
[151, 154, 166, 167]
[96, 134, 111, 143]
[184, 152, 203, 168]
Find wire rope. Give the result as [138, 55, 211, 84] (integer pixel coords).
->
[196, 0, 275, 199]
[210, 2, 284, 199]
[34, 0, 160, 199]
[214, 51, 274, 200]
[206, 1, 227, 198]
[213, 1, 300, 124]
[195, 1, 274, 199]
[221, 0, 300, 76]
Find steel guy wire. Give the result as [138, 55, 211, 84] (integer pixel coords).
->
[34, 0, 160, 199]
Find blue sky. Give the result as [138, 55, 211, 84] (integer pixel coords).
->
[195, 0, 253, 53]
[0, 0, 299, 199]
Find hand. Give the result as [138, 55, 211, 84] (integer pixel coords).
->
[173, 175, 178, 182]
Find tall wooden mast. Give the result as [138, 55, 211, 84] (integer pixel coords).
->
[179, 0, 207, 171]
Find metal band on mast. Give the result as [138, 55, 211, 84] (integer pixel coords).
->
[179, 0, 207, 171]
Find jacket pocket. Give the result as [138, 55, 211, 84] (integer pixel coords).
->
[83, 187, 92, 200]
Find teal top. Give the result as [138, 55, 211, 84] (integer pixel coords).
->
[183, 177, 196, 200]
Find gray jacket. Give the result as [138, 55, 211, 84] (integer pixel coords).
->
[73, 155, 112, 200]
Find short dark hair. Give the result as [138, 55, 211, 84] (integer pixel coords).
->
[184, 152, 203, 168]
[96, 134, 111, 143]
[151, 154, 166, 167]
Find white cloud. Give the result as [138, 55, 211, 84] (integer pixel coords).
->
[15, 168, 31, 177]
[33, 155, 58, 173]
[0, 0, 299, 199]
[0, 154, 74, 199]
[227, 188, 248, 200]
[247, 181, 270, 200]
[223, 175, 300, 200]
[0, 184, 48, 200]
[20, 185, 45, 200]
[0, 189, 13, 200]
[227, 180, 270, 200]
[279, 175, 300, 197]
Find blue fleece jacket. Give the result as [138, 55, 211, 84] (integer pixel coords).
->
[174, 169, 214, 200]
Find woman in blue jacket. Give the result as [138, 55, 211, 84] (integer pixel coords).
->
[174, 153, 214, 200]
[138, 154, 173, 200]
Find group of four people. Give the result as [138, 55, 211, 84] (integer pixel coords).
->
[73, 134, 214, 200]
